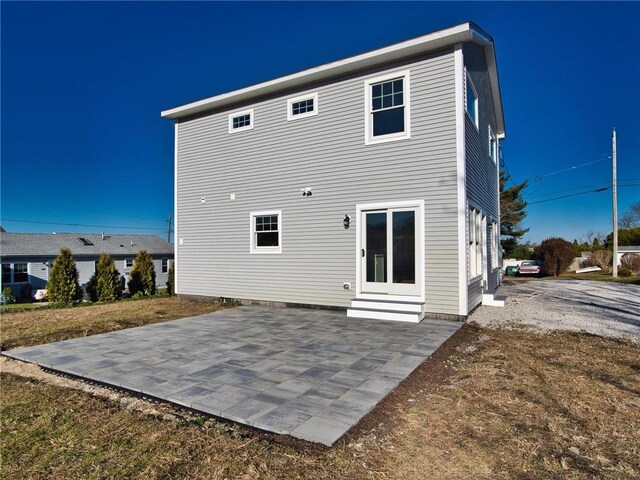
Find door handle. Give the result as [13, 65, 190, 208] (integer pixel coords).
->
[362, 249, 365, 257]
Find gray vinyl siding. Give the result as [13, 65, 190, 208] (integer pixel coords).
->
[464, 42, 501, 304]
[176, 48, 461, 314]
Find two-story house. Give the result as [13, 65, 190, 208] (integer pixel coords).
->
[162, 22, 505, 322]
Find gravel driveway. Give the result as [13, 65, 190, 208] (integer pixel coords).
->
[468, 279, 640, 343]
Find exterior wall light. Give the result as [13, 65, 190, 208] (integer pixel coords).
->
[343, 214, 351, 229]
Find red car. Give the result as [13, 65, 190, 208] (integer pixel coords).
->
[517, 260, 542, 276]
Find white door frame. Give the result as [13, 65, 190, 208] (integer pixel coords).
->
[355, 199, 425, 302]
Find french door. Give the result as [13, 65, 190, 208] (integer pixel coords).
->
[360, 206, 421, 296]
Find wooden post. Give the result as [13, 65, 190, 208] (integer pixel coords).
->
[612, 129, 618, 278]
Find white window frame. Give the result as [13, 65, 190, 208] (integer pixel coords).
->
[287, 92, 318, 121]
[465, 70, 479, 130]
[161, 259, 169, 274]
[364, 69, 411, 145]
[12, 262, 28, 283]
[250, 210, 282, 254]
[468, 207, 483, 282]
[228, 108, 254, 134]
[491, 220, 499, 270]
[489, 125, 497, 165]
[124, 259, 134, 269]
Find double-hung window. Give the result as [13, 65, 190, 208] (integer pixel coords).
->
[228, 109, 254, 134]
[2, 264, 11, 284]
[162, 259, 169, 274]
[489, 126, 497, 164]
[250, 210, 282, 254]
[365, 70, 411, 144]
[465, 71, 479, 129]
[468, 208, 483, 280]
[491, 221, 500, 270]
[287, 92, 318, 121]
[13, 263, 28, 283]
[125, 259, 134, 269]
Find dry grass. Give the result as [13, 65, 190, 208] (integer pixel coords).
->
[0, 297, 226, 350]
[2, 325, 638, 479]
[557, 272, 640, 285]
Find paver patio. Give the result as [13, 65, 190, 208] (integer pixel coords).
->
[4, 306, 461, 445]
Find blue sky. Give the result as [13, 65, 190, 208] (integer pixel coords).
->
[1, 1, 638, 244]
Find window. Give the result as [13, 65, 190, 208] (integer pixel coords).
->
[491, 221, 500, 269]
[78, 237, 94, 246]
[287, 92, 318, 121]
[250, 210, 282, 254]
[162, 259, 169, 274]
[2, 264, 11, 284]
[364, 70, 411, 144]
[465, 71, 478, 129]
[228, 109, 254, 133]
[125, 259, 134, 269]
[468, 208, 483, 280]
[489, 126, 497, 164]
[13, 263, 28, 283]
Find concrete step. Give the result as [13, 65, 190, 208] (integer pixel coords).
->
[347, 307, 424, 323]
[350, 298, 424, 313]
[482, 293, 507, 307]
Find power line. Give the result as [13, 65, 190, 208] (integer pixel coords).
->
[1, 198, 167, 223]
[528, 187, 609, 205]
[0, 218, 170, 231]
[532, 155, 610, 180]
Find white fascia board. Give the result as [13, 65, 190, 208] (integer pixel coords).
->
[161, 23, 477, 119]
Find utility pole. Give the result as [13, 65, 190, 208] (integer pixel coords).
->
[167, 216, 173, 244]
[612, 128, 618, 278]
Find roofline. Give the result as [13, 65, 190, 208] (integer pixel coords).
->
[161, 22, 505, 136]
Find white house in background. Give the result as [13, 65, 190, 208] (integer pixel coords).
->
[617, 246, 640, 266]
[0, 232, 174, 294]
[162, 22, 505, 322]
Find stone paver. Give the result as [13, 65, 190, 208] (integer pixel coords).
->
[3, 306, 461, 445]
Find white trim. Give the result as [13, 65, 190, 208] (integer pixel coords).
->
[249, 210, 282, 254]
[228, 108, 254, 134]
[355, 199, 425, 302]
[124, 258, 134, 269]
[454, 44, 468, 316]
[287, 92, 318, 121]
[174, 123, 179, 294]
[465, 69, 479, 131]
[364, 69, 411, 145]
[488, 124, 497, 165]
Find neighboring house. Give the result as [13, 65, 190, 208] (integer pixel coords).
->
[162, 22, 505, 322]
[0, 232, 174, 294]
[617, 246, 640, 266]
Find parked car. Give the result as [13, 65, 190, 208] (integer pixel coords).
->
[504, 265, 519, 276]
[517, 260, 542, 276]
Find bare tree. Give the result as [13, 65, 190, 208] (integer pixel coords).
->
[620, 202, 640, 228]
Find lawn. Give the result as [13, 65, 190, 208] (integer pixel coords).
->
[2, 319, 638, 479]
[559, 271, 640, 285]
[0, 296, 227, 350]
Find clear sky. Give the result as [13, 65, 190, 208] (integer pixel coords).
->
[2, 1, 639, 244]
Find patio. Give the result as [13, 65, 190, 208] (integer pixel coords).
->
[4, 306, 461, 446]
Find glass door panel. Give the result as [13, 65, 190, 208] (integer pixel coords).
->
[365, 212, 387, 284]
[392, 210, 415, 284]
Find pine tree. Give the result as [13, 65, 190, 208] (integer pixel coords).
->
[96, 253, 122, 302]
[166, 261, 175, 296]
[48, 248, 82, 306]
[128, 250, 156, 296]
[500, 170, 529, 257]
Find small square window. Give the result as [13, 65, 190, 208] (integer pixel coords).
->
[125, 259, 134, 268]
[465, 72, 479, 129]
[13, 263, 28, 283]
[250, 210, 282, 254]
[228, 109, 254, 133]
[365, 70, 411, 144]
[162, 259, 169, 274]
[287, 92, 318, 121]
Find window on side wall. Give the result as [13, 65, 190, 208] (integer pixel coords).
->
[125, 259, 134, 269]
[250, 210, 282, 254]
[468, 208, 483, 280]
[287, 92, 318, 121]
[365, 70, 410, 144]
[465, 71, 478, 130]
[13, 263, 28, 283]
[489, 126, 497, 164]
[2, 264, 11, 284]
[491, 221, 499, 269]
[228, 109, 254, 134]
[162, 259, 169, 274]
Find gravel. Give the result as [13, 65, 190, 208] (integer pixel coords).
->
[468, 279, 640, 343]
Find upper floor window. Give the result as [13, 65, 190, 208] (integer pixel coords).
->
[125, 259, 134, 269]
[489, 126, 497, 164]
[228, 109, 254, 134]
[287, 92, 318, 121]
[250, 210, 282, 254]
[364, 70, 411, 144]
[465, 72, 478, 129]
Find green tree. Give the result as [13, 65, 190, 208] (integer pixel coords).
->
[605, 227, 640, 248]
[48, 248, 82, 306]
[95, 253, 122, 302]
[533, 237, 574, 277]
[128, 250, 156, 296]
[166, 261, 175, 296]
[500, 170, 529, 257]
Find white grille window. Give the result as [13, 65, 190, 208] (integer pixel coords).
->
[228, 109, 254, 133]
[250, 210, 282, 254]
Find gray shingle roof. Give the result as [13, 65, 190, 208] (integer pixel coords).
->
[0, 232, 174, 258]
